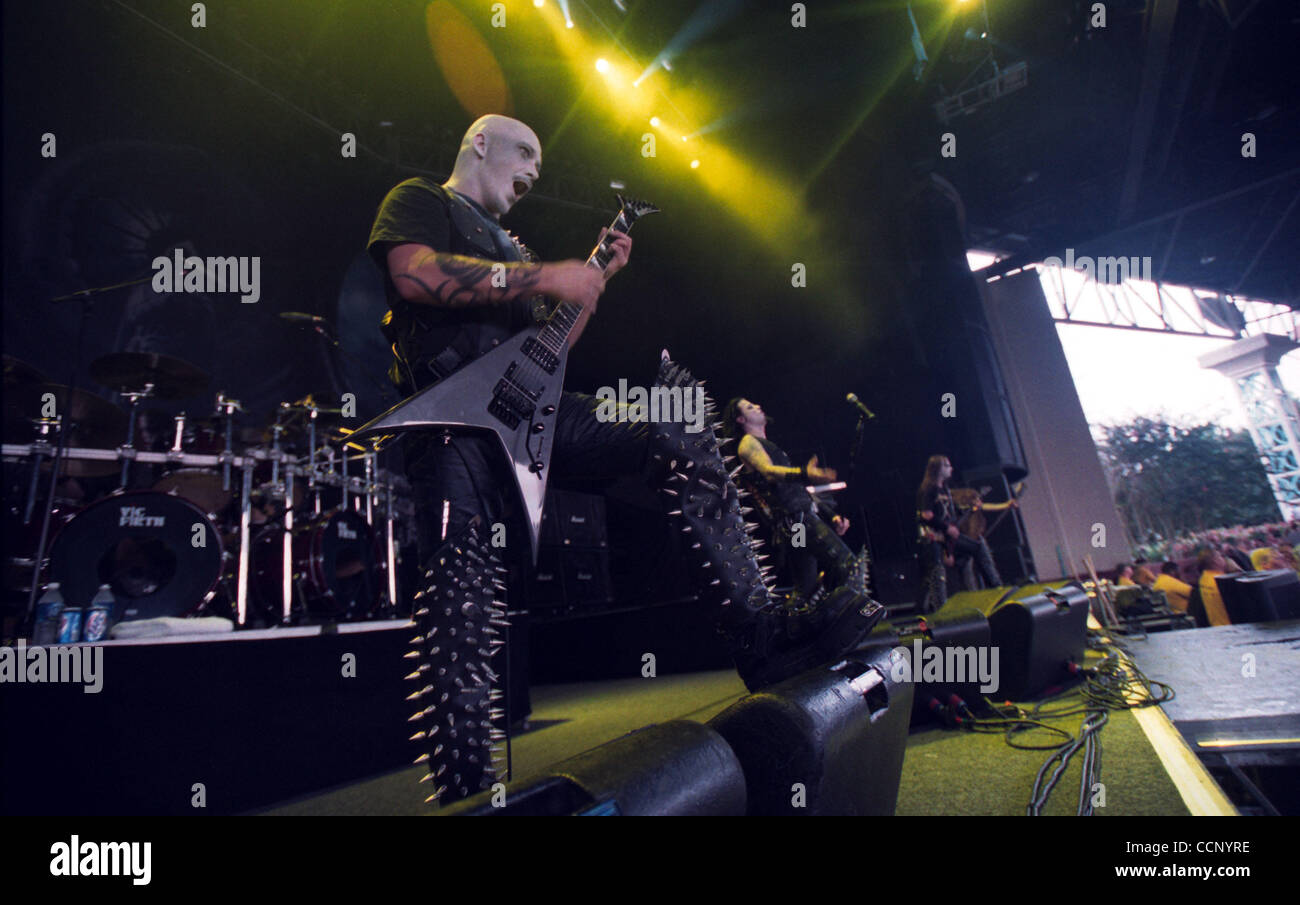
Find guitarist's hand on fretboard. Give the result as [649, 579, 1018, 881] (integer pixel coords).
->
[595, 228, 633, 279]
[543, 260, 606, 312]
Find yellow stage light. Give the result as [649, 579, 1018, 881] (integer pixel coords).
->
[595, 58, 610, 73]
[690, 159, 700, 169]
[649, 116, 661, 128]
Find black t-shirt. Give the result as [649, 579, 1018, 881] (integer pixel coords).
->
[366, 177, 541, 392]
[917, 484, 957, 532]
[750, 436, 816, 516]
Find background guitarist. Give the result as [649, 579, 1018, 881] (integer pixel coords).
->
[915, 454, 1016, 612]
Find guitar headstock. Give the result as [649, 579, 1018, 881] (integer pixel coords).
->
[616, 194, 661, 224]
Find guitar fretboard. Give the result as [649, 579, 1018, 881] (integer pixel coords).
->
[535, 207, 638, 353]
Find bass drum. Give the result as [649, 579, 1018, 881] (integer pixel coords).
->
[252, 509, 379, 622]
[48, 491, 225, 620]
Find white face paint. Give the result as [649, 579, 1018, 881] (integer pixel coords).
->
[476, 122, 541, 217]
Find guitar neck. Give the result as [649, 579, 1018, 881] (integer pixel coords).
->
[537, 206, 637, 350]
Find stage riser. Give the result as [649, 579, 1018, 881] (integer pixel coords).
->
[1, 625, 414, 815]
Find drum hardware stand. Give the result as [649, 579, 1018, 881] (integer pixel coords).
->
[282, 465, 296, 625]
[267, 423, 287, 492]
[214, 393, 243, 494]
[168, 411, 188, 464]
[116, 384, 154, 489]
[305, 401, 321, 515]
[364, 451, 376, 526]
[385, 478, 398, 616]
[236, 457, 255, 627]
[22, 416, 60, 525]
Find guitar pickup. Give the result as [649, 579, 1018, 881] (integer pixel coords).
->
[521, 337, 560, 374]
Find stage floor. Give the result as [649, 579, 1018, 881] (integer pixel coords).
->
[256, 666, 1199, 817]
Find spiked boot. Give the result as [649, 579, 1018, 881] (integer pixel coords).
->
[404, 519, 509, 805]
[650, 354, 884, 691]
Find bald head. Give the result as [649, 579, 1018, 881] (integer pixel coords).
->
[447, 115, 542, 218]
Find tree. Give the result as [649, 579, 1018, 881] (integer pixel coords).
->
[1096, 416, 1280, 549]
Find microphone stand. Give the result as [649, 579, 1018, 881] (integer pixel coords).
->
[25, 273, 154, 630]
[846, 409, 878, 590]
[289, 318, 393, 402]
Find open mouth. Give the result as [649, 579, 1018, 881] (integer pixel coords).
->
[513, 180, 529, 198]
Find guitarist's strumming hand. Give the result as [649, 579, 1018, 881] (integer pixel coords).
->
[805, 455, 837, 484]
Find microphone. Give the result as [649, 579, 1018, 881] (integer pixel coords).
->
[280, 312, 330, 326]
[845, 393, 876, 420]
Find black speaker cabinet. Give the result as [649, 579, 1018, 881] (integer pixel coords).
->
[540, 489, 610, 548]
[892, 608, 994, 723]
[1215, 570, 1300, 624]
[707, 646, 914, 816]
[532, 547, 614, 610]
[985, 583, 1089, 700]
[440, 720, 746, 816]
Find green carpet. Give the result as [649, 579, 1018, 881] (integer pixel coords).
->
[258, 669, 1192, 815]
[897, 700, 1191, 816]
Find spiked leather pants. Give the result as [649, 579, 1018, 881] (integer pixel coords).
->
[402, 392, 649, 803]
[781, 510, 855, 599]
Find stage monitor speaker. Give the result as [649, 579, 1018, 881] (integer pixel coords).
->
[1215, 570, 1300, 624]
[707, 645, 913, 816]
[439, 720, 746, 816]
[935, 586, 1020, 619]
[891, 608, 994, 723]
[984, 582, 1090, 700]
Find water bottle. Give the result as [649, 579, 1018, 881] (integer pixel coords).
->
[83, 584, 115, 643]
[57, 603, 83, 644]
[32, 582, 64, 646]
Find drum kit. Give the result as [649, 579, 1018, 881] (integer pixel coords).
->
[3, 351, 413, 632]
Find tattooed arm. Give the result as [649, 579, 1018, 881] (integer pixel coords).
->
[387, 243, 606, 346]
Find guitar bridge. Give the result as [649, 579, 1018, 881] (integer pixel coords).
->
[491, 378, 536, 428]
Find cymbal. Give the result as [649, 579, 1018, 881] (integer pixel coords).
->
[4, 384, 128, 476]
[89, 352, 211, 399]
[3, 355, 47, 389]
